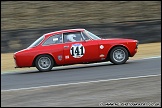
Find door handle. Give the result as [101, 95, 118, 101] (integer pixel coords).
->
[64, 46, 69, 48]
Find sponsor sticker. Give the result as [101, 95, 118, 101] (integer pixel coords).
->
[100, 45, 104, 49]
[65, 55, 69, 59]
[58, 55, 62, 61]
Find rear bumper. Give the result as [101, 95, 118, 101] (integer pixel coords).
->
[15, 66, 19, 68]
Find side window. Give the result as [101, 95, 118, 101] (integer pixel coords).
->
[81, 31, 91, 40]
[43, 34, 62, 45]
[64, 32, 83, 43]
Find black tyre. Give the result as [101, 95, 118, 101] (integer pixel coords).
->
[109, 46, 128, 64]
[35, 55, 54, 72]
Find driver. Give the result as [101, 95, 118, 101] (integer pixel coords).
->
[67, 34, 77, 42]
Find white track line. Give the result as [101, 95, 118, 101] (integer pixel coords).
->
[1, 74, 161, 92]
[133, 56, 161, 60]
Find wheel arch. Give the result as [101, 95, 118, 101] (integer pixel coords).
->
[106, 45, 131, 60]
[32, 53, 56, 67]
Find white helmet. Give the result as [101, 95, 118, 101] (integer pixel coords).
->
[67, 34, 76, 42]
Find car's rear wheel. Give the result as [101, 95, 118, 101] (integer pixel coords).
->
[109, 46, 128, 64]
[35, 55, 54, 72]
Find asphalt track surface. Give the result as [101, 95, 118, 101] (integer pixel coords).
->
[1, 57, 161, 91]
[1, 57, 161, 107]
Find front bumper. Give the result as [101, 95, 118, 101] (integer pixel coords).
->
[136, 40, 139, 49]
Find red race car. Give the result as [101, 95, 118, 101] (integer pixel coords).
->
[14, 28, 138, 72]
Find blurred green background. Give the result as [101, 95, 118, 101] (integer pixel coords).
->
[1, 1, 161, 53]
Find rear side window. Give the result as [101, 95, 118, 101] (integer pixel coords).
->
[43, 34, 62, 45]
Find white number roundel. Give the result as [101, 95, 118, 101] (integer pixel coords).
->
[70, 43, 85, 58]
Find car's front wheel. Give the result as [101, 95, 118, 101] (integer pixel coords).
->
[35, 55, 54, 72]
[109, 46, 128, 65]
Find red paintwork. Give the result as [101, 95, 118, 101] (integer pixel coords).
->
[13, 29, 138, 68]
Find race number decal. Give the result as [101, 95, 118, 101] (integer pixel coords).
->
[70, 43, 85, 58]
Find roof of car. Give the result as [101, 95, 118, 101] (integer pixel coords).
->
[44, 28, 85, 37]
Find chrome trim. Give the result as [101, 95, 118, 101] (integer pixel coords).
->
[82, 30, 93, 40]
[64, 46, 69, 48]
[113, 49, 125, 62]
[61, 33, 64, 44]
[80, 31, 85, 41]
[81, 31, 92, 41]
[38, 57, 51, 70]
[136, 40, 139, 49]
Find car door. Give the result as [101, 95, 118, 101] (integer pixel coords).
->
[81, 31, 101, 62]
[81, 39, 100, 62]
[63, 31, 100, 65]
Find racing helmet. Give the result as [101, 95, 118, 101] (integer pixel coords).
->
[67, 34, 76, 42]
